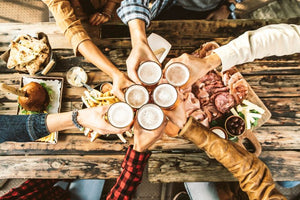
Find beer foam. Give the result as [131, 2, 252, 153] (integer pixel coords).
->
[138, 61, 162, 85]
[165, 63, 190, 87]
[138, 104, 164, 130]
[153, 84, 177, 108]
[125, 85, 149, 109]
[108, 102, 134, 128]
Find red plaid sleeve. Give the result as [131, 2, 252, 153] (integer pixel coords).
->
[0, 179, 70, 200]
[106, 145, 151, 200]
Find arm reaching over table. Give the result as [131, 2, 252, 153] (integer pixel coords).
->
[107, 117, 167, 200]
[42, 0, 133, 100]
[179, 117, 286, 200]
[166, 24, 300, 89]
[0, 106, 129, 143]
[117, 0, 169, 83]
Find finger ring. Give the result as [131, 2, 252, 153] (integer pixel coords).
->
[98, 13, 102, 16]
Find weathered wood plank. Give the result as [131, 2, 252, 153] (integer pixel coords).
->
[101, 18, 300, 39]
[0, 125, 298, 155]
[148, 151, 300, 182]
[1, 18, 299, 52]
[0, 155, 124, 179]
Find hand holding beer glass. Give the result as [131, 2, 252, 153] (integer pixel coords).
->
[133, 113, 167, 152]
[80, 105, 131, 134]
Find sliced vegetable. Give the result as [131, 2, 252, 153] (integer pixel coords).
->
[242, 100, 265, 114]
[230, 107, 239, 116]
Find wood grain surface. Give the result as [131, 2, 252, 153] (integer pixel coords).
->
[0, 19, 299, 181]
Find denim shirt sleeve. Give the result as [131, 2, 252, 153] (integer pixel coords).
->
[0, 114, 50, 143]
[117, 0, 174, 27]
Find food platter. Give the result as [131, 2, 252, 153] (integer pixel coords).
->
[0, 32, 55, 76]
[167, 43, 271, 156]
[17, 76, 64, 143]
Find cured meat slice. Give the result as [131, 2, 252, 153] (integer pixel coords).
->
[231, 79, 249, 104]
[190, 109, 206, 121]
[184, 93, 201, 116]
[214, 92, 235, 113]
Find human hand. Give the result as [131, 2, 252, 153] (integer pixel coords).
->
[89, 12, 110, 26]
[126, 41, 160, 84]
[127, 19, 160, 84]
[133, 116, 167, 152]
[206, 5, 230, 20]
[163, 91, 187, 129]
[78, 106, 130, 134]
[165, 53, 220, 90]
[111, 72, 134, 101]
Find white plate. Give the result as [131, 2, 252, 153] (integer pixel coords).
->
[147, 33, 172, 63]
[19, 76, 64, 144]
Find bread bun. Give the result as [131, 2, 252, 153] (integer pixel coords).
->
[18, 82, 49, 112]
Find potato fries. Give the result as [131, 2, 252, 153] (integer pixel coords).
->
[81, 88, 130, 142]
[36, 132, 57, 143]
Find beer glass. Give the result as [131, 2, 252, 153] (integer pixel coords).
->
[137, 61, 162, 86]
[125, 84, 149, 109]
[165, 62, 190, 87]
[107, 102, 134, 128]
[152, 83, 178, 110]
[137, 104, 164, 130]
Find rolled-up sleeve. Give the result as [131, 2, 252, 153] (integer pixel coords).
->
[213, 24, 300, 72]
[0, 114, 50, 143]
[117, 0, 151, 27]
[42, 0, 91, 55]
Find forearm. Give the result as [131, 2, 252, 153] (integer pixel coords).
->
[103, 0, 121, 18]
[77, 40, 122, 79]
[180, 117, 285, 200]
[0, 114, 49, 143]
[107, 145, 151, 199]
[42, 0, 91, 55]
[214, 24, 300, 72]
[128, 19, 148, 47]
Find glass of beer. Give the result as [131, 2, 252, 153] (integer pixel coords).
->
[107, 102, 134, 128]
[165, 62, 190, 87]
[152, 83, 178, 110]
[137, 61, 162, 86]
[137, 104, 164, 130]
[125, 84, 149, 109]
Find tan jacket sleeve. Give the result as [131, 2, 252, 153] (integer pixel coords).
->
[42, 0, 91, 55]
[180, 117, 286, 200]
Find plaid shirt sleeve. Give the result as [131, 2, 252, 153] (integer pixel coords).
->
[117, 0, 174, 27]
[42, 0, 91, 55]
[106, 145, 151, 200]
[0, 179, 70, 200]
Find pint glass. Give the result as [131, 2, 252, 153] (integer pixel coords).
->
[152, 83, 178, 110]
[107, 102, 134, 128]
[137, 104, 164, 130]
[137, 61, 162, 87]
[165, 62, 190, 87]
[125, 84, 149, 109]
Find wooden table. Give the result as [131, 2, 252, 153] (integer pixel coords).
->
[0, 18, 299, 182]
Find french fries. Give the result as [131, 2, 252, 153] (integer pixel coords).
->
[81, 88, 131, 143]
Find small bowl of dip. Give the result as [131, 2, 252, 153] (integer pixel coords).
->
[225, 115, 246, 137]
[210, 127, 228, 140]
[66, 67, 88, 87]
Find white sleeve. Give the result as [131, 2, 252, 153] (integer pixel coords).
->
[213, 24, 300, 72]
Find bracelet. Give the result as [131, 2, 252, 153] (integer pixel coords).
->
[72, 109, 85, 131]
[102, 11, 112, 19]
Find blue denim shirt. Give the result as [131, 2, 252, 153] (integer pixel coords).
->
[0, 114, 50, 143]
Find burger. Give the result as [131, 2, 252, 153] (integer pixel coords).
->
[18, 82, 50, 112]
